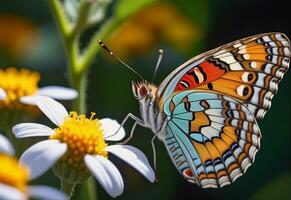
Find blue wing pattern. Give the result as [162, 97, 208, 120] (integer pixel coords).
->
[163, 90, 261, 188]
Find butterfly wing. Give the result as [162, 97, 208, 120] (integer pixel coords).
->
[158, 32, 290, 120]
[163, 90, 261, 188]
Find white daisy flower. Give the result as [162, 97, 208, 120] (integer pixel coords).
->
[0, 134, 68, 200]
[13, 96, 155, 198]
[0, 68, 77, 112]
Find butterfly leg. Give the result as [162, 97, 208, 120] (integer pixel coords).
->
[113, 113, 145, 144]
[119, 121, 138, 144]
[151, 134, 159, 182]
[120, 113, 144, 127]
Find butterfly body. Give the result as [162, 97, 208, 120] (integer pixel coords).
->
[132, 81, 167, 140]
[131, 32, 290, 188]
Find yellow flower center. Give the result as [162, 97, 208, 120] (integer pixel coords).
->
[0, 67, 40, 111]
[50, 112, 108, 168]
[0, 153, 29, 193]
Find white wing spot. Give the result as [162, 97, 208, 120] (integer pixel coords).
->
[213, 49, 227, 56]
[218, 53, 237, 64]
[263, 36, 271, 42]
[264, 63, 273, 74]
[282, 58, 290, 68]
[272, 47, 278, 55]
[194, 68, 204, 83]
[250, 61, 257, 68]
[238, 48, 247, 54]
[275, 33, 284, 41]
[271, 55, 278, 64]
[243, 54, 250, 60]
[237, 85, 246, 97]
[284, 47, 291, 56]
[238, 45, 246, 50]
[241, 72, 250, 82]
[282, 41, 289, 46]
[229, 63, 244, 70]
[269, 42, 276, 47]
[233, 43, 242, 48]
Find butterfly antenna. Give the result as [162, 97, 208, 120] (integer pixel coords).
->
[151, 49, 164, 83]
[98, 40, 144, 81]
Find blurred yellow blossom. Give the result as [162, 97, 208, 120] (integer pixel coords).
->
[0, 153, 29, 194]
[108, 2, 200, 58]
[0, 135, 68, 200]
[0, 67, 77, 113]
[0, 15, 40, 58]
[0, 68, 40, 113]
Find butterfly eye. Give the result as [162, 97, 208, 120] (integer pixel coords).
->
[139, 85, 148, 98]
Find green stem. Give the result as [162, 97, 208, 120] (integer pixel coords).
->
[71, 70, 88, 113]
[48, 0, 70, 36]
[61, 180, 76, 199]
[48, 1, 155, 200]
[48, 1, 95, 199]
[80, 177, 98, 200]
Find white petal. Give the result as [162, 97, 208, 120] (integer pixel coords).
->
[0, 183, 26, 200]
[37, 86, 78, 100]
[29, 185, 68, 200]
[20, 140, 67, 180]
[13, 123, 54, 138]
[84, 155, 124, 197]
[106, 145, 155, 183]
[35, 96, 69, 126]
[0, 88, 6, 100]
[20, 96, 37, 105]
[100, 118, 125, 141]
[0, 134, 14, 155]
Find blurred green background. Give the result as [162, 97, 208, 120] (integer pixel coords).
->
[0, 0, 290, 199]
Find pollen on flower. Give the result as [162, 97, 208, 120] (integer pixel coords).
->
[0, 67, 40, 111]
[50, 112, 108, 168]
[0, 153, 29, 193]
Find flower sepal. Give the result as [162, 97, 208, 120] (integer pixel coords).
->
[53, 152, 91, 184]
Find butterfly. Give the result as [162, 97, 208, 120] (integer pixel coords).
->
[100, 32, 290, 188]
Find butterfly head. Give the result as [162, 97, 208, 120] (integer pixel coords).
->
[132, 80, 157, 100]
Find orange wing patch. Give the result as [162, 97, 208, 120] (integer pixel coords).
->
[190, 112, 210, 132]
[196, 79, 253, 101]
[192, 140, 212, 163]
